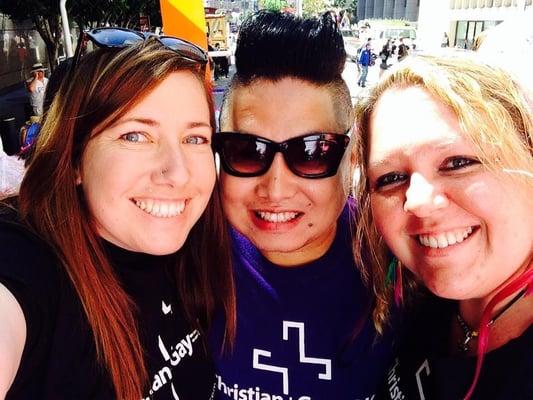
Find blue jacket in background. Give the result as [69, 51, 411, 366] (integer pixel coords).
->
[359, 49, 372, 66]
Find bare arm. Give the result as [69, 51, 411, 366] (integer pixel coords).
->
[26, 74, 39, 93]
[0, 282, 26, 399]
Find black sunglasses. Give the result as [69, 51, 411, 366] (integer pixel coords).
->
[214, 130, 351, 179]
[72, 27, 208, 71]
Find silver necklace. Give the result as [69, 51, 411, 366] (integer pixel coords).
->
[456, 288, 526, 353]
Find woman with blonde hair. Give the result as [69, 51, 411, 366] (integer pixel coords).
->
[0, 30, 235, 399]
[353, 55, 532, 399]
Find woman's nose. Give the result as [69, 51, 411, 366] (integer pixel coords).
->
[403, 172, 448, 217]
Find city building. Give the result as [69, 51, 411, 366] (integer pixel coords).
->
[357, 0, 420, 22]
[417, 0, 532, 50]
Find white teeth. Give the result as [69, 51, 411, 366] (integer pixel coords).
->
[446, 232, 457, 245]
[436, 234, 448, 249]
[134, 199, 185, 218]
[418, 227, 475, 249]
[257, 211, 299, 223]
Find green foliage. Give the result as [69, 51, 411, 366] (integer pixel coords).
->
[259, 0, 288, 11]
[302, 0, 327, 17]
[72, 0, 162, 30]
[333, 0, 348, 7]
[333, 0, 357, 16]
[0, 0, 162, 67]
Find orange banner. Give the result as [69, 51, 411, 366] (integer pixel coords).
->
[159, 0, 207, 51]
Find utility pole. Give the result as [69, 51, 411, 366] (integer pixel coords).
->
[59, 0, 73, 58]
[295, 0, 302, 16]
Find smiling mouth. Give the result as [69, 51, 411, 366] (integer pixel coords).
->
[254, 211, 302, 223]
[418, 226, 478, 249]
[133, 199, 186, 218]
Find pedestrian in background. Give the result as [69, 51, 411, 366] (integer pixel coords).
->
[25, 63, 48, 116]
[397, 38, 409, 62]
[441, 31, 450, 47]
[379, 39, 391, 77]
[358, 42, 373, 87]
[356, 37, 372, 78]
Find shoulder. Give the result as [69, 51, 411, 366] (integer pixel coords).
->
[0, 207, 63, 318]
[0, 208, 57, 272]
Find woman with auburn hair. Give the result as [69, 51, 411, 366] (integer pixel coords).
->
[352, 55, 532, 399]
[0, 31, 234, 399]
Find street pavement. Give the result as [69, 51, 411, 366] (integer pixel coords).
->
[341, 59, 381, 106]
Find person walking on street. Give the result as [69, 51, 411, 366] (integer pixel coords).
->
[358, 42, 372, 87]
[397, 38, 409, 62]
[356, 37, 372, 78]
[25, 63, 48, 117]
[379, 39, 391, 77]
[441, 32, 450, 47]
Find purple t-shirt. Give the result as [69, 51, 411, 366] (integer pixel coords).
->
[210, 201, 396, 400]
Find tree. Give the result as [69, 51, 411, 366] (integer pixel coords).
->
[0, 0, 63, 71]
[333, 0, 358, 20]
[259, 0, 288, 12]
[333, 0, 348, 7]
[302, 0, 327, 17]
[0, 0, 162, 68]
[73, 0, 161, 31]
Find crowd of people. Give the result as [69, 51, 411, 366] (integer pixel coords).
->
[0, 9, 531, 400]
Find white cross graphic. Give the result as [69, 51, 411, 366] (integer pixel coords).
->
[252, 320, 332, 395]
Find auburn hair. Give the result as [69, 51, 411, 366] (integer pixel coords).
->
[17, 38, 235, 399]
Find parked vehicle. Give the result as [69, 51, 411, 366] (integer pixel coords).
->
[373, 26, 417, 52]
[341, 29, 361, 62]
[206, 13, 231, 80]
[206, 13, 230, 51]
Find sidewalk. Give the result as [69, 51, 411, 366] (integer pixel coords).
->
[342, 60, 381, 105]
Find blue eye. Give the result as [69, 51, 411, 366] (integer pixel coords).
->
[184, 135, 209, 145]
[441, 156, 479, 171]
[121, 132, 148, 143]
[375, 172, 408, 189]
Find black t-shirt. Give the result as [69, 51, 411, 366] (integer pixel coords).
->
[0, 212, 215, 399]
[378, 296, 533, 400]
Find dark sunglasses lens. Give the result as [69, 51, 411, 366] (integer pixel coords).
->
[221, 135, 270, 175]
[159, 37, 207, 63]
[287, 135, 344, 176]
[90, 29, 143, 47]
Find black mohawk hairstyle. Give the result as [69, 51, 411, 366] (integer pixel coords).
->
[235, 11, 346, 84]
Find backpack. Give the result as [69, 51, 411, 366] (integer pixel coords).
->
[19, 122, 41, 157]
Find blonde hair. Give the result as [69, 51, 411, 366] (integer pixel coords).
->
[352, 55, 533, 333]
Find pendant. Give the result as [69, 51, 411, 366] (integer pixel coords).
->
[459, 330, 478, 353]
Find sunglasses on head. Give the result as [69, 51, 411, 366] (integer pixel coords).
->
[214, 130, 351, 179]
[72, 27, 208, 71]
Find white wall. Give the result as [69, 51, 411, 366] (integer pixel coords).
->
[417, 0, 450, 50]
